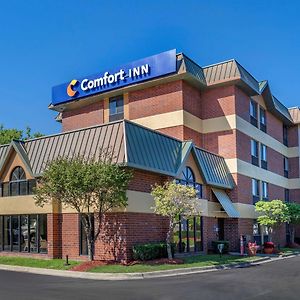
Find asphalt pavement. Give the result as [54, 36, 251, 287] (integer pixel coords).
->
[0, 256, 299, 300]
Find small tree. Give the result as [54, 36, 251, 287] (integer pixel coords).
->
[151, 181, 200, 260]
[255, 200, 289, 243]
[34, 155, 132, 261]
[286, 202, 300, 245]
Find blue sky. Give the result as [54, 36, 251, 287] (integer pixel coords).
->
[0, 0, 299, 135]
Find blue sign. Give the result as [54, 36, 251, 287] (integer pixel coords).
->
[51, 49, 177, 106]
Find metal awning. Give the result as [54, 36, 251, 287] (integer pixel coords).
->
[212, 188, 240, 218]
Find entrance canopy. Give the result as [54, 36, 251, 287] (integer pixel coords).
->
[212, 188, 240, 218]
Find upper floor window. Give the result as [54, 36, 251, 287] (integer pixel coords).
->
[252, 178, 259, 204]
[284, 189, 290, 203]
[251, 139, 259, 166]
[177, 166, 202, 198]
[109, 95, 124, 122]
[250, 99, 258, 127]
[283, 125, 288, 146]
[262, 181, 269, 200]
[259, 107, 267, 132]
[0, 166, 36, 197]
[260, 144, 267, 170]
[284, 157, 289, 178]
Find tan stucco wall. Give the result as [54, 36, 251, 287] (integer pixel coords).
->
[0, 195, 52, 214]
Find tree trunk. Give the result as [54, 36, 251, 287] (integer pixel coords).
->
[268, 227, 273, 242]
[260, 224, 264, 252]
[166, 219, 173, 260]
[290, 226, 295, 244]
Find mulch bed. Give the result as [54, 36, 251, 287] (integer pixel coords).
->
[70, 258, 184, 272]
[70, 260, 115, 272]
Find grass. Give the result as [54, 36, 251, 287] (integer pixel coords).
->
[90, 254, 261, 273]
[280, 247, 300, 256]
[0, 257, 79, 270]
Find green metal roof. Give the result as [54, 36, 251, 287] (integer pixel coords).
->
[0, 120, 234, 191]
[194, 147, 234, 189]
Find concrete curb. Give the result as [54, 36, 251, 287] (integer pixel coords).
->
[0, 254, 298, 281]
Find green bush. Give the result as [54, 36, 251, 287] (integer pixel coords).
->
[132, 242, 175, 261]
[212, 241, 229, 254]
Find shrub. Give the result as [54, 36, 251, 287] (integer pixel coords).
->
[132, 242, 175, 261]
[212, 241, 229, 254]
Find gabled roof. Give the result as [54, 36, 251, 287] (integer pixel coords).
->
[0, 140, 34, 178]
[0, 121, 234, 190]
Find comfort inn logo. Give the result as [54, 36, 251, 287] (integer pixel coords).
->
[67, 79, 79, 97]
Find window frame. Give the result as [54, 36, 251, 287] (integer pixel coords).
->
[250, 99, 258, 127]
[252, 178, 260, 204]
[109, 95, 124, 122]
[259, 107, 267, 132]
[251, 139, 259, 166]
[260, 143, 268, 170]
[262, 181, 269, 200]
[0, 214, 47, 254]
[284, 156, 289, 178]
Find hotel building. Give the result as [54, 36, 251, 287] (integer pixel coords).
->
[0, 50, 299, 261]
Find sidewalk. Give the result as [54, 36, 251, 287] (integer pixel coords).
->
[0, 253, 298, 281]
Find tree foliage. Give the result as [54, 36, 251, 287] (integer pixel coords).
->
[255, 200, 289, 242]
[0, 124, 43, 145]
[286, 202, 300, 244]
[151, 181, 201, 259]
[34, 155, 132, 261]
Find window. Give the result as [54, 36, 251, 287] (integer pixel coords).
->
[175, 216, 203, 253]
[260, 144, 267, 169]
[253, 220, 269, 244]
[250, 99, 258, 127]
[109, 95, 124, 122]
[284, 189, 290, 203]
[0, 166, 36, 197]
[251, 140, 259, 166]
[262, 181, 268, 200]
[283, 125, 288, 146]
[80, 214, 94, 256]
[0, 214, 47, 253]
[252, 178, 259, 203]
[259, 107, 267, 132]
[176, 167, 203, 198]
[284, 157, 289, 178]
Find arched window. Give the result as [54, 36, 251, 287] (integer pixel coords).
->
[182, 167, 195, 184]
[176, 166, 202, 198]
[10, 167, 26, 182]
[1, 166, 36, 197]
[10, 167, 27, 196]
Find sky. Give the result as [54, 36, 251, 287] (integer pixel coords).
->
[0, 0, 299, 135]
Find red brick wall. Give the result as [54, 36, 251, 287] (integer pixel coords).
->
[47, 214, 62, 259]
[229, 174, 252, 204]
[128, 81, 183, 119]
[201, 85, 236, 119]
[289, 157, 299, 178]
[203, 130, 237, 158]
[268, 184, 285, 201]
[62, 102, 104, 132]
[94, 212, 168, 261]
[128, 169, 167, 193]
[266, 112, 284, 144]
[182, 81, 202, 118]
[157, 126, 202, 147]
[235, 86, 250, 122]
[202, 216, 218, 253]
[268, 148, 285, 177]
[61, 214, 80, 259]
[288, 125, 298, 147]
